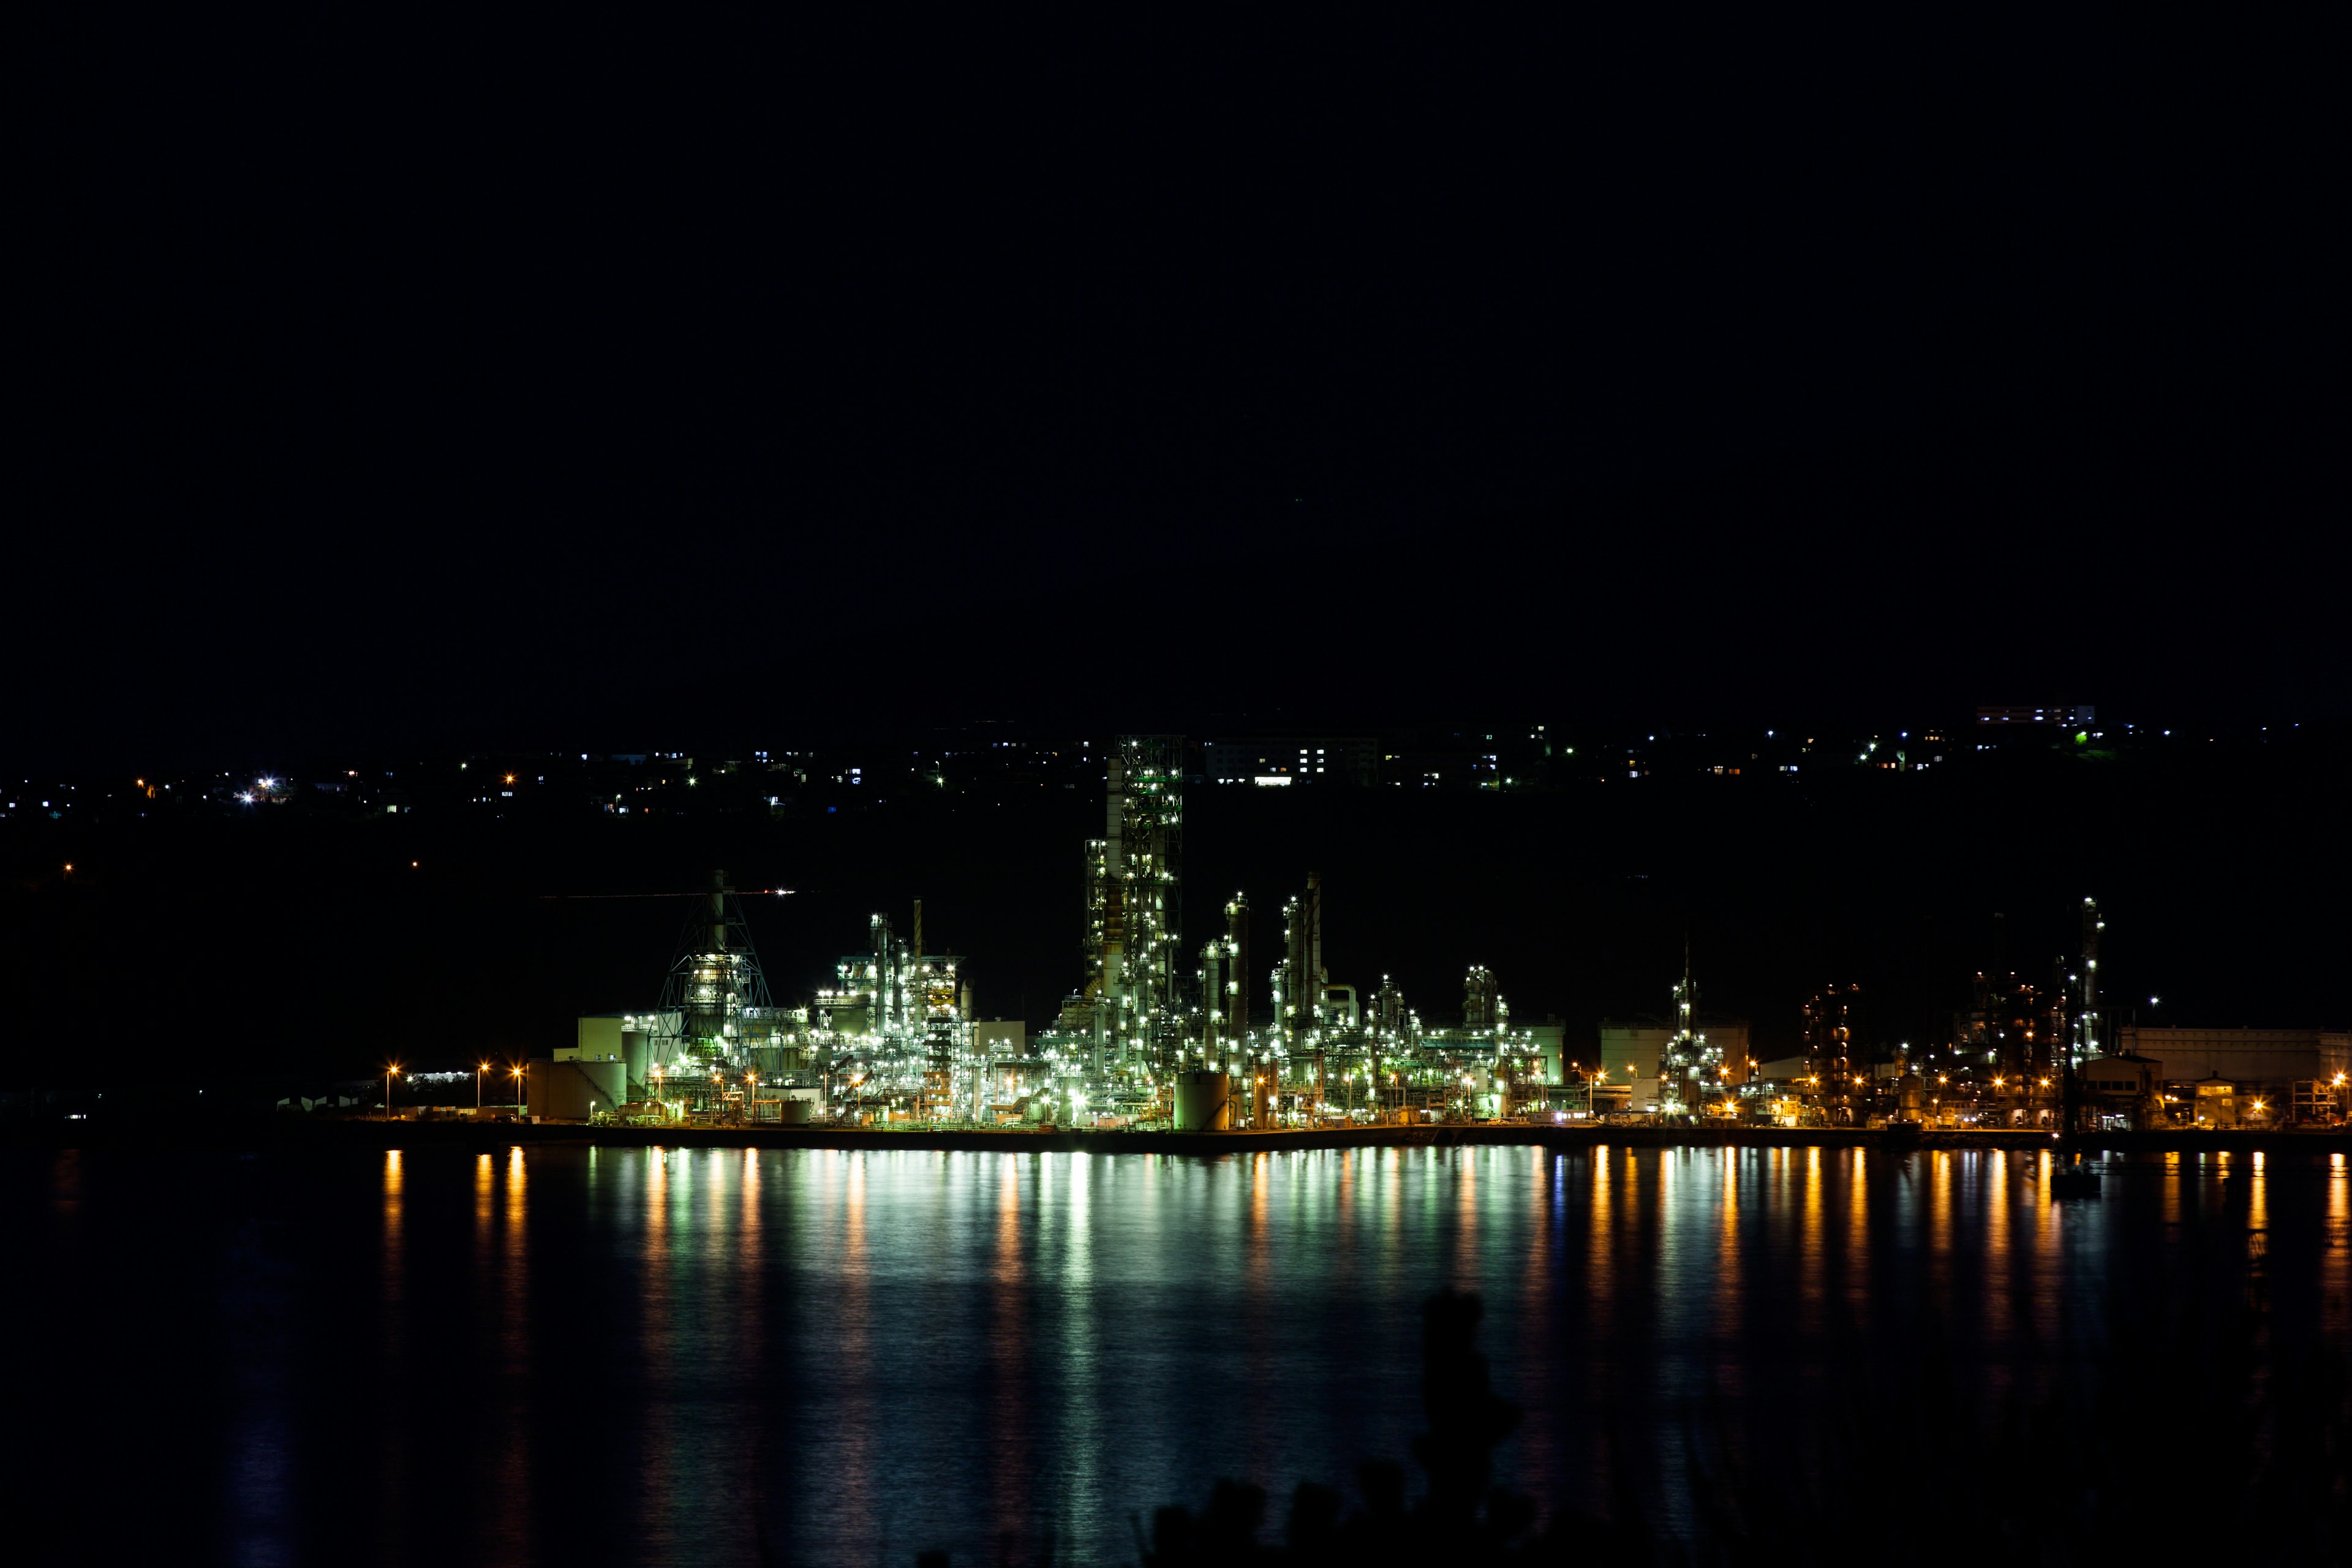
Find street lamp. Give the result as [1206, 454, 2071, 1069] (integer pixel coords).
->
[384, 1064, 400, 1120]
[477, 1061, 489, 1113]
[511, 1063, 526, 1112]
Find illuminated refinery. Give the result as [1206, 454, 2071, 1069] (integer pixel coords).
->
[545, 736, 1564, 1129]
[536, 740, 2348, 1133]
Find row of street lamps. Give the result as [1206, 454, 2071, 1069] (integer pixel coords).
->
[380, 1061, 530, 1118]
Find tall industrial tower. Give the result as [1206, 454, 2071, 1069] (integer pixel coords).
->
[1276, 873, 1326, 1050]
[1659, 944, 1721, 1113]
[1802, 983, 1860, 1126]
[1199, 892, 1248, 1072]
[655, 869, 778, 1064]
[1082, 736, 1186, 1071]
[1116, 736, 1185, 1011]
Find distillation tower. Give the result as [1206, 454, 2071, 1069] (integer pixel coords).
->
[1079, 736, 1186, 1089]
[1658, 945, 1725, 1114]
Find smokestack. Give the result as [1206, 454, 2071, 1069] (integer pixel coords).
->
[913, 898, 924, 959]
[710, 869, 728, 951]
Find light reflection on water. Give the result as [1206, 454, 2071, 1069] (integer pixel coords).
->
[17, 1143, 2342, 1567]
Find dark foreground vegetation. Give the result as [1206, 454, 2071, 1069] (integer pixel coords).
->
[922, 1262, 2348, 1567]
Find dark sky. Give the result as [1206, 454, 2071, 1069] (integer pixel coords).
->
[23, 6, 2339, 767]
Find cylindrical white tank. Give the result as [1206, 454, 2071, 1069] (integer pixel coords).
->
[1174, 1069, 1233, 1131]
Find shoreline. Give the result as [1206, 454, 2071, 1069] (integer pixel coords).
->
[10, 1118, 2350, 1157]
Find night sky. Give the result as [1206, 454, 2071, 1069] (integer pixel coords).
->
[23, 6, 2339, 767]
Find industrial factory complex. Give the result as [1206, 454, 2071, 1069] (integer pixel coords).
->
[512, 737, 2350, 1139]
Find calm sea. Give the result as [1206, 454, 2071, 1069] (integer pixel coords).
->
[12, 1142, 2345, 1565]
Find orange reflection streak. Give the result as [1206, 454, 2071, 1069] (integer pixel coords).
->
[2248, 1150, 2267, 1250]
[504, 1147, 528, 1320]
[382, 1149, 405, 1325]
[473, 1153, 495, 1362]
[996, 1155, 1022, 1284]
[377, 1149, 410, 1558]
[1715, 1149, 1743, 1354]
[1589, 1148, 1613, 1341]
[1844, 1147, 1870, 1329]
[2327, 1155, 2349, 1350]
[1249, 1152, 1271, 1282]
[1799, 1146, 1823, 1335]
[636, 1149, 675, 1565]
[1518, 1146, 1556, 1488]
[2032, 1151, 2060, 1295]
[1585, 1147, 1618, 1506]
[1237, 1152, 1280, 1492]
[500, 1147, 530, 1547]
[1929, 1152, 1954, 1305]
[990, 1155, 1028, 1542]
[2164, 1151, 2180, 1226]
[1985, 1150, 2010, 1344]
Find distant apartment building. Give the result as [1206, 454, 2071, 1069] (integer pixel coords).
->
[1204, 737, 1379, 786]
[1975, 704, 2096, 727]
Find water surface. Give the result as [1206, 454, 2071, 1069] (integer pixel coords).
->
[13, 1142, 2342, 1565]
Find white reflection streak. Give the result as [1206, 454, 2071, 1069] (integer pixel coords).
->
[1065, 1155, 1099, 1550]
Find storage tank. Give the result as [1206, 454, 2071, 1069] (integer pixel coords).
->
[1174, 1069, 1234, 1131]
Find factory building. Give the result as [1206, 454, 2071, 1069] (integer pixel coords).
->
[1594, 952, 1757, 1118]
[1600, 1011, 1753, 1117]
[2114, 1026, 2351, 1126]
[1598, 1022, 1669, 1112]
